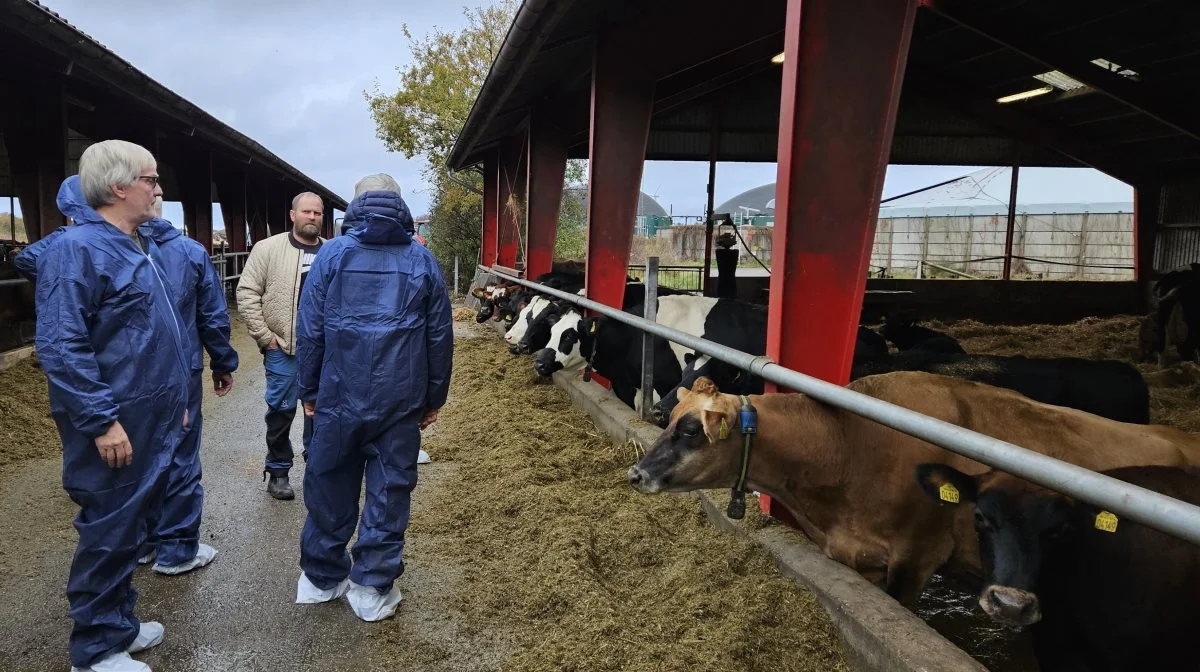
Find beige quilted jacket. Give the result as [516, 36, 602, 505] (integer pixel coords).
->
[235, 231, 325, 355]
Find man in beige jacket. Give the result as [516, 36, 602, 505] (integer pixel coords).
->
[236, 192, 326, 500]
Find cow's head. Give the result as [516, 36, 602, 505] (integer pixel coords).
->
[914, 464, 1092, 627]
[471, 285, 497, 322]
[650, 353, 709, 428]
[532, 308, 593, 377]
[495, 288, 532, 330]
[629, 376, 745, 495]
[504, 296, 554, 353]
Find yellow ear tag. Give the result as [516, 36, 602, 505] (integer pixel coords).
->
[589, 321, 597, 334]
[1094, 511, 1118, 533]
[717, 418, 730, 440]
[938, 482, 960, 504]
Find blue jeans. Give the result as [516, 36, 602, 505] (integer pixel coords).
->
[264, 348, 312, 476]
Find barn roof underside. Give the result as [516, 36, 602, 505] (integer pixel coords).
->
[448, 0, 1200, 189]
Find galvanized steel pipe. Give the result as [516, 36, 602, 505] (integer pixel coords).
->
[478, 264, 1200, 547]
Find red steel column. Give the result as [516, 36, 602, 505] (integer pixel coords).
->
[497, 140, 522, 270]
[761, 0, 919, 521]
[181, 153, 214, 252]
[481, 152, 500, 266]
[5, 81, 67, 241]
[216, 167, 249, 254]
[526, 111, 568, 280]
[585, 28, 655, 311]
[1134, 184, 1161, 312]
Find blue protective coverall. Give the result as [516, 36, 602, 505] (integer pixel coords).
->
[33, 179, 192, 667]
[134, 218, 239, 567]
[296, 189, 453, 593]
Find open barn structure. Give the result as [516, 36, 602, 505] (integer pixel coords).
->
[0, 0, 347, 254]
[448, 0, 1200, 522]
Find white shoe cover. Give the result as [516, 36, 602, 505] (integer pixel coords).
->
[70, 651, 151, 672]
[128, 620, 164, 653]
[137, 550, 155, 565]
[152, 543, 217, 576]
[417, 449, 431, 465]
[346, 581, 402, 622]
[295, 572, 350, 604]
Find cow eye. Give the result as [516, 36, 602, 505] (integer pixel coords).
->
[973, 510, 991, 531]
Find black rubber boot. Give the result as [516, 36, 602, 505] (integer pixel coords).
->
[264, 471, 295, 500]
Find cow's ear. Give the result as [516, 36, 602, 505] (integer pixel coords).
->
[914, 464, 978, 505]
[580, 316, 601, 336]
[701, 408, 735, 443]
[683, 352, 697, 366]
[675, 386, 690, 405]
[471, 287, 488, 299]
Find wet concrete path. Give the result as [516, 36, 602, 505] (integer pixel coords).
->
[0, 317, 500, 672]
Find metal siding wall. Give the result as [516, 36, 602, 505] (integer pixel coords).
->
[1152, 176, 1200, 272]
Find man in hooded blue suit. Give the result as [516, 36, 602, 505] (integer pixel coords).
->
[293, 173, 453, 622]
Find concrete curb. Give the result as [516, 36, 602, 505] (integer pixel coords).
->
[542, 364, 987, 672]
[0, 345, 35, 372]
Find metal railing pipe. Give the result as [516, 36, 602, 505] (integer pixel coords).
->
[478, 264, 1200, 547]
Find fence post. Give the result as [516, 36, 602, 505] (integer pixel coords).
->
[454, 254, 460, 297]
[640, 256, 659, 422]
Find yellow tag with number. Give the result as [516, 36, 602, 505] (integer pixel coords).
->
[718, 418, 730, 440]
[939, 482, 960, 504]
[1094, 511, 1119, 533]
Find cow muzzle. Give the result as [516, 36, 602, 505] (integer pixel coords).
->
[626, 465, 661, 494]
[532, 350, 562, 378]
[979, 585, 1041, 626]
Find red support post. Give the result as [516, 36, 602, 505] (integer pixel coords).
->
[481, 152, 500, 266]
[526, 110, 568, 280]
[497, 140, 523, 270]
[1134, 184, 1162, 310]
[216, 167, 249, 255]
[584, 28, 655, 312]
[181, 153, 214, 253]
[761, 0, 919, 522]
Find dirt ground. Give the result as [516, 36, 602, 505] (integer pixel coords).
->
[0, 357, 60, 471]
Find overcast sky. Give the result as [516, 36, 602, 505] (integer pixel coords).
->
[21, 1, 1133, 229]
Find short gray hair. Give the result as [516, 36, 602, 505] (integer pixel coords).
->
[79, 140, 156, 209]
[291, 191, 323, 210]
[354, 173, 402, 198]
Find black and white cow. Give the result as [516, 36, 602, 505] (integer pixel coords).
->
[532, 302, 683, 412]
[534, 295, 764, 413]
[507, 282, 690, 356]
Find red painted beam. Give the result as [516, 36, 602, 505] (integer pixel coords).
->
[497, 138, 523, 270]
[181, 153, 214, 253]
[526, 110, 568, 280]
[1134, 184, 1162, 288]
[585, 28, 655, 313]
[481, 152, 500, 266]
[215, 167, 248, 255]
[761, 0, 919, 522]
[4, 80, 67, 241]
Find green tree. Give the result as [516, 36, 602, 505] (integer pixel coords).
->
[366, 2, 591, 280]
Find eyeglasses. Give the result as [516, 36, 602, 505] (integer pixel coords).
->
[137, 176, 160, 187]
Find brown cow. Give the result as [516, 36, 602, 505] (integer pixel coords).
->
[913, 463, 1200, 671]
[627, 372, 1200, 607]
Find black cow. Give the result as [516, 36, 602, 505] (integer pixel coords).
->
[881, 314, 966, 354]
[852, 350, 1150, 424]
[914, 463, 1200, 671]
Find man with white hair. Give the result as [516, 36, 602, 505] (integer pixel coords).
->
[34, 139, 191, 672]
[236, 191, 326, 500]
[294, 172, 452, 621]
